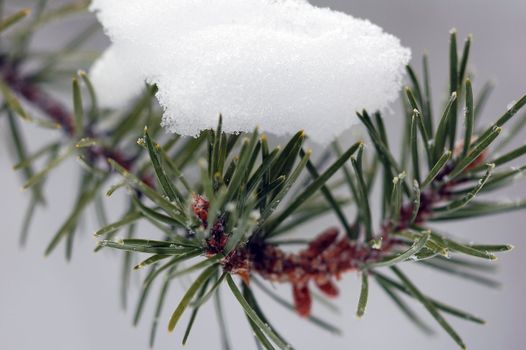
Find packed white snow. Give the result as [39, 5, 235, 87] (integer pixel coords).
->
[90, 44, 146, 109]
[90, 0, 411, 144]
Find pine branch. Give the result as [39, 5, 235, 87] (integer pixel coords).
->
[1, 3, 526, 350]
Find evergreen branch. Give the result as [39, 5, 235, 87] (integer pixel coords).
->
[1, 7, 525, 350]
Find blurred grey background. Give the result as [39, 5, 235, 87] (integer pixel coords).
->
[1, 1, 525, 349]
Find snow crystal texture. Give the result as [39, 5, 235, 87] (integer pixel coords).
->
[90, 0, 411, 144]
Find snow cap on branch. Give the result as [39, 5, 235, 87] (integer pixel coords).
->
[90, 0, 411, 143]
